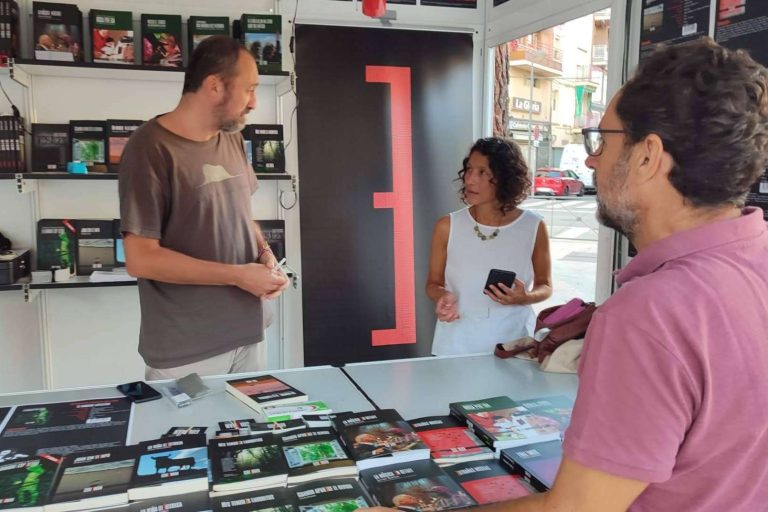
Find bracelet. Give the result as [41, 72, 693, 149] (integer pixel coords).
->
[257, 244, 273, 261]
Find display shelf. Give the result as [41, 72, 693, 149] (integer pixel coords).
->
[0, 172, 294, 181]
[7, 59, 290, 86]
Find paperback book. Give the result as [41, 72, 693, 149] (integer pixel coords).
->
[448, 396, 516, 425]
[513, 396, 574, 432]
[187, 16, 229, 53]
[409, 416, 493, 465]
[106, 120, 142, 172]
[208, 433, 287, 495]
[32, 2, 83, 62]
[444, 459, 532, 504]
[89, 9, 134, 65]
[74, 219, 115, 275]
[31, 124, 68, 172]
[69, 120, 107, 171]
[0, 456, 60, 511]
[332, 410, 429, 471]
[128, 434, 208, 501]
[500, 440, 563, 492]
[211, 485, 292, 512]
[225, 375, 308, 413]
[279, 428, 356, 484]
[45, 445, 137, 512]
[218, 418, 305, 437]
[128, 490, 211, 512]
[257, 220, 285, 261]
[243, 124, 285, 173]
[36, 219, 76, 273]
[262, 402, 331, 423]
[291, 478, 373, 512]
[465, 400, 562, 453]
[140, 14, 182, 67]
[359, 459, 475, 512]
[238, 14, 282, 74]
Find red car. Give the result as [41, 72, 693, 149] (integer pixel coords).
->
[534, 168, 585, 196]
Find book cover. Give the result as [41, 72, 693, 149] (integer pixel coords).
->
[257, 220, 285, 262]
[31, 124, 68, 172]
[332, 410, 429, 470]
[128, 490, 211, 512]
[225, 375, 308, 412]
[409, 416, 493, 465]
[69, 121, 107, 171]
[113, 219, 125, 268]
[513, 396, 574, 432]
[211, 485, 292, 512]
[239, 15, 282, 74]
[263, 402, 331, 423]
[140, 14, 182, 67]
[162, 427, 207, 438]
[444, 459, 531, 504]
[448, 396, 516, 425]
[106, 120, 142, 172]
[187, 16, 229, 53]
[243, 124, 285, 173]
[208, 433, 287, 493]
[500, 441, 563, 492]
[280, 428, 355, 484]
[74, 219, 115, 275]
[36, 219, 76, 273]
[466, 405, 561, 452]
[218, 418, 305, 436]
[359, 459, 475, 512]
[291, 478, 373, 512]
[0, 456, 60, 511]
[46, 445, 137, 512]
[32, 2, 83, 62]
[90, 9, 134, 65]
[128, 435, 208, 501]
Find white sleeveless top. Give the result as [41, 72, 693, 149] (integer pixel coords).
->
[431, 207, 543, 355]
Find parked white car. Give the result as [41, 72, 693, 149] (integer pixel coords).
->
[560, 144, 595, 193]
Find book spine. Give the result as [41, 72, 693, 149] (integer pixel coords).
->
[500, 455, 549, 493]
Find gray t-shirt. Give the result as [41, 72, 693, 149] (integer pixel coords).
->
[118, 117, 263, 369]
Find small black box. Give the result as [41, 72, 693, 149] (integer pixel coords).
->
[0, 249, 31, 285]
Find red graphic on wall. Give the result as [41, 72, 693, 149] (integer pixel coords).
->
[367, 65, 416, 346]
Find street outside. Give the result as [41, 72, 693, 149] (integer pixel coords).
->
[520, 195, 599, 312]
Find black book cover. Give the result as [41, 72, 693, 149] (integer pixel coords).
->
[187, 16, 229, 53]
[332, 410, 428, 464]
[218, 418, 305, 436]
[47, 445, 137, 509]
[32, 1, 83, 62]
[89, 9, 134, 65]
[279, 428, 355, 481]
[239, 15, 282, 74]
[359, 459, 475, 511]
[448, 396, 516, 425]
[212, 486, 293, 512]
[106, 120, 142, 172]
[36, 218, 77, 272]
[74, 219, 115, 275]
[208, 433, 287, 492]
[500, 441, 563, 492]
[257, 220, 285, 261]
[0, 455, 61, 510]
[140, 14, 182, 67]
[444, 459, 531, 504]
[69, 121, 107, 171]
[130, 435, 208, 497]
[243, 124, 285, 173]
[513, 396, 574, 432]
[291, 478, 373, 512]
[31, 123, 68, 172]
[128, 490, 211, 512]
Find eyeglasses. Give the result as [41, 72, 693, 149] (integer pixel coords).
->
[582, 127, 627, 156]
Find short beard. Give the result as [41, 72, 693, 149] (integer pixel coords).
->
[596, 150, 638, 240]
[219, 116, 246, 134]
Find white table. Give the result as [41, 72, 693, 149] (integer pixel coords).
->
[344, 354, 579, 420]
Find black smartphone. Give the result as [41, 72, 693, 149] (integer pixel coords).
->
[116, 381, 162, 403]
[484, 269, 517, 292]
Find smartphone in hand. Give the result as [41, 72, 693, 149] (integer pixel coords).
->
[116, 381, 162, 403]
[484, 269, 517, 292]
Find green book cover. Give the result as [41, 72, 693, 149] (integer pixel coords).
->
[36, 219, 77, 272]
[263, 401, 331, 423]
[90, 9, 134, 64]
[0, 456, 59, 510]
[187, 16, 229, 52]
[140, 14, 182, 67]
[239, 14, 282, 74]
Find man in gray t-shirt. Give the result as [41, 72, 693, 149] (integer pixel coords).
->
[118, 36, 288, 379]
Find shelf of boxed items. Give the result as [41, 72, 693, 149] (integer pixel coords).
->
[7, 58, 291, 87]
[0, 275, 137, 302]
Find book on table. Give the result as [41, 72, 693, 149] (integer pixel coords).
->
[225, 375, 308, 413]
[409, 415, 494, 466]
[208, 433, 287, 496]
[443, 459, 533, 504]
[128, 490, 211, 512]
[0, 455, 60, 512]
[279, 428, 356, 484]
[127, 434, 208, 501]
[448, 395, 517, 425]
[500, 440, 563, 492]
[262, 401, 332, 423]
[290, 478, 373, 512]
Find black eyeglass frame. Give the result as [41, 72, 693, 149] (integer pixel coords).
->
[581, 127, 627, 156]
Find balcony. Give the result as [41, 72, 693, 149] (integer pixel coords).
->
[508, 40, 563, 76]
[592, 44, 608, 66]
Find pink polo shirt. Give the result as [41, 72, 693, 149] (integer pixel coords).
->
[563, 207, 768, 511]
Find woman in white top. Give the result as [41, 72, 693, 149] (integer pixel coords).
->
[427, 137, 552, 355]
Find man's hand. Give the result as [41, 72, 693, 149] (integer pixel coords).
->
[235, 263, 289, 298]
[436, 291, 460, 322]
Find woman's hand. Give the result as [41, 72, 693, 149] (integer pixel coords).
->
[435, 291, 460, 322]
[484, 278, 530, 306]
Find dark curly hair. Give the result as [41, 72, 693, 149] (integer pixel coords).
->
[617, 37, 768, 207]
[456, 137, 530, 214]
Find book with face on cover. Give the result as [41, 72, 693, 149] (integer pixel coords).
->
[331, 410, 429, 471]
[225, 375, 308, 413]
[443, 459, 532, 504]
[408, 416, 493, 466]
[127, 434, 208, 501]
